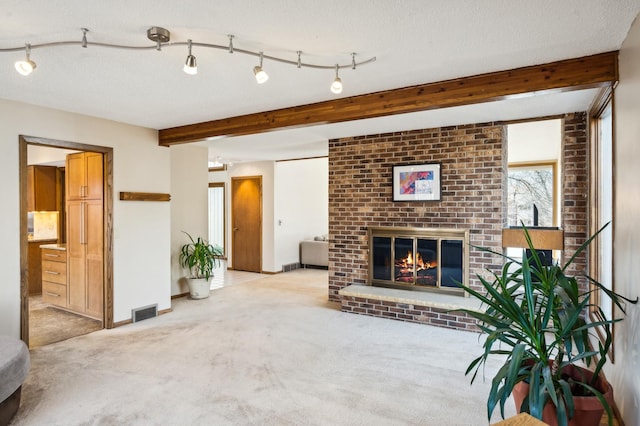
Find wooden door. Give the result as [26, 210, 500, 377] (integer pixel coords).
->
[27, 165, 57, 211]
[66, 153, 85, 200]
[231, 176, 262, 273]
[85, 199, 104, 319]
[66, 200, 86, 313]
[66, 152, 103, 200]
[85, 153, 104, 200]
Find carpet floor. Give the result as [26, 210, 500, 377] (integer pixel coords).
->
[11, 269, 515, 425]
[28, 295, 103, 349]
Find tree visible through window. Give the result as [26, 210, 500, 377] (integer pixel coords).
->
[507, 163, 555, 227]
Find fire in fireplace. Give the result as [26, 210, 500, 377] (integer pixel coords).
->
[369, 227, 469, 295]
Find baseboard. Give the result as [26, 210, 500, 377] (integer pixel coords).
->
[226, 266, 278, 275]
[113, 318, 131, 327]
[171, 292, 189, 299]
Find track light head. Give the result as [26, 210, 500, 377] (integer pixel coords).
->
[331, 77, 343, 94]
[253, 52, 268, 84]
[183, 39, 197, 75]
[254, 66, 268, 84]
[15, 44, 36, 76]
[15, 59, 36, 76]
[330, 65, 342, 94]
[184, 55, 197, 74]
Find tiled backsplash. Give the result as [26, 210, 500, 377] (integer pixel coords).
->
[31, 211, 59, 240]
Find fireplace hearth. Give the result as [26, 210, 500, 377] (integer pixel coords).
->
[368, 227, 469, 296]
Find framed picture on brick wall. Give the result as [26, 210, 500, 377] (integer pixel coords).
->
[392, 163, 441, 201]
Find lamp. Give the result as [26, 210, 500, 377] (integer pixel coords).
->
[15, 43, 36, 76]
[253, 52, 269, 84]
[183, 39, 197, 75]
[330, 64, 343, 94]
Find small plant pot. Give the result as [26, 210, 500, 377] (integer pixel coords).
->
[187, 277, 212, 299]
[512, 364, 613, 426]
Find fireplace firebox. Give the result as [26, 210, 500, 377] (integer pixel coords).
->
[368, 227, 469, 295]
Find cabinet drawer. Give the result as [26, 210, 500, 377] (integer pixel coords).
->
[42, 248, 67, 262]
[43, 281, 67, 307]
[42, 260, 67, 284]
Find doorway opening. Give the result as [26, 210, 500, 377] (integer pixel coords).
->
[19, 135, 114, 348]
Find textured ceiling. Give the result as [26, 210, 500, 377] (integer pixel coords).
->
[2, 0, 639, 161]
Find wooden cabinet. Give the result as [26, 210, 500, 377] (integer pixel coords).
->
[27, 165, 57, 211]
[41, 247, 67, 308]
[27, 239, 56, 295]
[66, 152, 103, 201]
[66, 152, 104, 320]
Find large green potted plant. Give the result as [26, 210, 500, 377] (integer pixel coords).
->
[178, 232, 223, 299]
[455, 223, 637, 426]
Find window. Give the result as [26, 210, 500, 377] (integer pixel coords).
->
[507, 162, 557, 227]
[208, 183, 225, 255]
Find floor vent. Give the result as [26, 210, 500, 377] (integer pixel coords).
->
[132, 304, 158, 323]
[282, 262, 301, 272]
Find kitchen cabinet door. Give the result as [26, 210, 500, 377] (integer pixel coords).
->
[66, 152, 103, 201]
[27, 165, 57, 211]
[66, 200, 86, 313]
[66, 199, 103, 319]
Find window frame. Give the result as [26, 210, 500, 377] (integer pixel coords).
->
[588, 91, 616, 361]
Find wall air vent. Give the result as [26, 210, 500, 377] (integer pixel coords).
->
[282, 262, 301, 272]
[132, 304, 158, 323]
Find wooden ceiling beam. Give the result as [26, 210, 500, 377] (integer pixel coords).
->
[158, 51, 618, 146]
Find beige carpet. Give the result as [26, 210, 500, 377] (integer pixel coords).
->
[28, 295, 103, 349]
[11, 269, 515, 425]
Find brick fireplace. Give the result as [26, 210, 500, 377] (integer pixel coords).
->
[328, 113, 588, 331]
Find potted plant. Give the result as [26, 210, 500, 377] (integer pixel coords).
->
[455, 223, 637, 426]
[178, 232, 223, 299]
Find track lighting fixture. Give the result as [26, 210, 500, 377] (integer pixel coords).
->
[2, 27, 376, 88]
[183, 39, 197, 75]
[253, 52, 268, 84]
[330, 64, 343, 94]
[14, 43, 36, 76]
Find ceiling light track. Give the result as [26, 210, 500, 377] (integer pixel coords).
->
[1, 26, 376, 93]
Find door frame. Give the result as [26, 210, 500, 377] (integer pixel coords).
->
[231, 176, 262, 272]
[19, 135, 114, 344]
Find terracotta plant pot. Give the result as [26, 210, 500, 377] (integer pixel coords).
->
[512, 365, 613, 426]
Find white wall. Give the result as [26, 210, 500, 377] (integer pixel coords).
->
[274, 158, 328, 269]
[226, 161, 276, 272]
[507, 119, 562, 163]
[170, 144, 209, 295]
[609, 15, 640, 426]
[0, 99, 172, 337]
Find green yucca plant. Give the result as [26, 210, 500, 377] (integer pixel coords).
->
[455, 223, 636, 426]
[178, 232, 223, 281]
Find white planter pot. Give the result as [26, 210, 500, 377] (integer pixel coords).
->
[187, 277, 212, 299]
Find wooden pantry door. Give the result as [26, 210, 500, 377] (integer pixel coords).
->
[231, 176, 262, 273]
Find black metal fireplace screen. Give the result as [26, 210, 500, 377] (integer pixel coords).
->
[368, 227, 469, 295]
